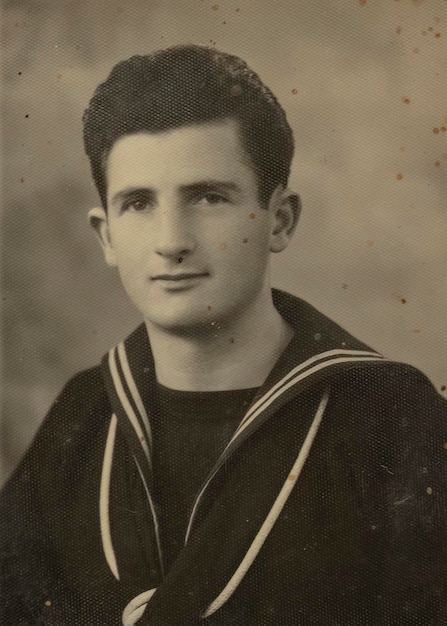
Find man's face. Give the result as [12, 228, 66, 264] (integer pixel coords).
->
[92, 118, 295, 334]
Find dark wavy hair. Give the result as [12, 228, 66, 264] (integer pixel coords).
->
[83, 45, 294, 208]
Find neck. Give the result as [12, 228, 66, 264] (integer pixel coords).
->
[146, 293, 294, 391]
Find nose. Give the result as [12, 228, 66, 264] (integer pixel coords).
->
[154, 208, 195, 261]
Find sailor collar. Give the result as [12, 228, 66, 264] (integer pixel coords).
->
[100, 290, 384, 623]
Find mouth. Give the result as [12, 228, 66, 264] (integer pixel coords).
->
[151, 272, 209, 282]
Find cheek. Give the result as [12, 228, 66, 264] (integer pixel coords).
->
[217, 229, 271, 277]
[109, 227, 148, 262]
[214, 216, 269, 250]
[238, 221, 271, 256]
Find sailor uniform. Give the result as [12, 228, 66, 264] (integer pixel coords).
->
[1, 290, 447, 624]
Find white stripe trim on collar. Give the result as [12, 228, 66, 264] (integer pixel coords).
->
[232, 352, 382, 442]
[238, 349, 381, 433]
[99, 414, 120, 581]
[99, 412, 163, 580]
[121, 388, 330, 623]
[203, 388, 330, 618]
[133, 456, 165, 578]
[108, 348, 150, 462]
[117, 342, 153, 450]
[185, 350, 382, 543]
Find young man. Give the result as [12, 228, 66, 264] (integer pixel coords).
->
[1, 45, 447, 625]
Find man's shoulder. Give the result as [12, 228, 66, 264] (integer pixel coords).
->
[6, 365, 110, 482]
[27, 322, 149, 464]
[40, 364, 110, 442]
[330, 357, 444, 403]
[273, 291, 447, 440]
[52, 363, 106, 410]
[274, 290, 445, 404]
[34, 364, 105, 426]
[323, 359, 447, 462]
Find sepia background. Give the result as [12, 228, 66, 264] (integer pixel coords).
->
[1, 0, 446, 484]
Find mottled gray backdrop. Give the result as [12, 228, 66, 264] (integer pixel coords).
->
[2, 0, 446, 484]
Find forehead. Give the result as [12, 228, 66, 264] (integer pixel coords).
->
[105, 118, 257, 195]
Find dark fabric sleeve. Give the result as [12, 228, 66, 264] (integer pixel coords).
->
[0, 367, 106, 625]
[333, 362, 447, 624]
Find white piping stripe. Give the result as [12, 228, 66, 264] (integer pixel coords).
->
[108, 349, 150, 461]
[203, 388, 330, 618]
[232, 354, 382, 441]
[99, 414, 120, 581]
[133, 456, 165, 578]
[122, 588, 157, 626]
[185, 353, 381, 543]
[238, 349, 381, 431]
[117, 342, 152, 446]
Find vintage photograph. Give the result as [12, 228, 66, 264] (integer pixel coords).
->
[1, 1, 447, 623]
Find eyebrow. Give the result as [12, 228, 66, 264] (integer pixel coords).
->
[110, 180, 242, 206]
[180, 180, 242, 195]
[110, 187, 155, 206]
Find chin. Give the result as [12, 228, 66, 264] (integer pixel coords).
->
[145, 311, 217, 338]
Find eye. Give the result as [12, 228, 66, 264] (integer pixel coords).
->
[121, 196, 153, 213]
[197, 192, 228, 206]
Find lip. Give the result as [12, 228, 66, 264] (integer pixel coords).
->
[151, 272, 209, 282]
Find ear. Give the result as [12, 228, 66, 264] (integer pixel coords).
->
[88, 207, 117, 267]
[268, 186, 301, 253]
